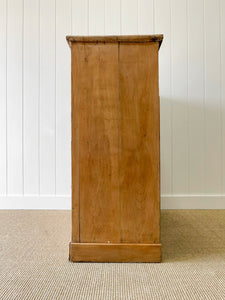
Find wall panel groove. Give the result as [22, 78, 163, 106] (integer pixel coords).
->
[23, 0, 40, 195]
[221, 0, 225, 194]
[7, 0, 23, 195]
[0, 0, 7, 195]
[40, 0, 56, 194]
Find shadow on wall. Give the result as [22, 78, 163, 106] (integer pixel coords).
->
[159, 96, 224, 195]
[161, 210, 225, 262]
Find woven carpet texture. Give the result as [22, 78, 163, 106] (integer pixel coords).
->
[0, 210, 224, 299]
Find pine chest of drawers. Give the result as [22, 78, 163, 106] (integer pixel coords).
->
[67, 35, 163, 262]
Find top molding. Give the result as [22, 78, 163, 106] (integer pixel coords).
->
[66, 35, 163, 49]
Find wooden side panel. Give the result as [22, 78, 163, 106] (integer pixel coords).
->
[72, 43, 120, 243]
[120, 43, 160, 244]
[71, 45, 80, 242]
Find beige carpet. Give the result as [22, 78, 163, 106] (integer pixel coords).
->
[0, 210, 224, 299]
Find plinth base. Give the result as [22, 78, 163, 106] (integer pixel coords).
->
[69, 242, 161, 263]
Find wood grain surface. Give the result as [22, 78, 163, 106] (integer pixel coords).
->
[70, 37, 161, 261]
[70, 242, 161, 262]
[72, 43, 120, 243]
[119, 43, 160, 244]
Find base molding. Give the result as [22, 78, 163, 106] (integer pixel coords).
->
[69, 242, 161, 263]
[161, 194, 225, 209]
[1, 195, 225, 209]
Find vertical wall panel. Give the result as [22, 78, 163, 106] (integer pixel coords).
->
[105, 0, 120, 35]
[155, 0, 172, 195]
[55, 0, 71, 194]
[171, 0, 188, 194]
[7, 0, 23, 194]
[0, 0, 7, 194]
[188, 0, 205, 193]
[138, 0, 154, 34]
[204, 0, 222, 193]
[121, 0, 138, 34]
[71, 0, 88, 35]
[40, 0, 56, 194]
[23, 0, 39, 194]
[89, 0, 105, 35]
[222, 0, 225, 193]
[1, 0, 225, 208]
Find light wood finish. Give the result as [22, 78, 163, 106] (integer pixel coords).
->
[120, 43, 160, 244]
[72, 43, 120, 243]
[69, 243, 161, 263]
[69, 35, 163, 262]
[71, 44, 81, 242]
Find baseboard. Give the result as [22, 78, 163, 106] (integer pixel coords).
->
[161, 194, 225, 209]
[0, 195, 70, 209]
[69, 242, 161, 263]
[0, 194, 225, 209]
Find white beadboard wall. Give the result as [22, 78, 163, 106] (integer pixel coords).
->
[0, 0, 225, 209]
